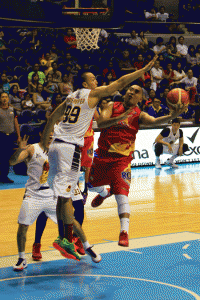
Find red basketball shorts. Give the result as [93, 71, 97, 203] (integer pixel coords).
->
[89, 150, 132, 196]
[81, 136, 94, 168]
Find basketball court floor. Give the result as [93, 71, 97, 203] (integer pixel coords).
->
[1, 162, 200, 299]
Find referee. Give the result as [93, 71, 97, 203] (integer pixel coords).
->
[0, 92, 21, 183]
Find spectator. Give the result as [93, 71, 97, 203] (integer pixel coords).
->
[59, 73, 74, 97]
[44, 73, 59, 99]
[102, 72, 115, 86]
[40, 53, 54, 76]
[45, 93, 63, 119]
[133, 53, 144, 71]
[144, 51, 154, 65]
[186, 45, 198, 75]
[170, 69, 197, 104]
[98, 29, 109, 45]
[9, 85, 22, 114]
[144, 7, 158, 21]
[28, 63, 46, 85]
[64, 52, 81, 75]
[173, 61, 186, 83]
[32, 84, 51, 110]
[28, 73, 39, 95]
[140, 79, 151, 109]
[102, 61, 117, 79]
[50, 44, 58, 62]
[156, 6, 169, 22]
[158, 54, 165, 67]
[0, 30, 8, 57]
[176, 36, 188, 58]
[119, 50, 135, 75]
[166, 36, 181, 60]
[64, 28, 77, 49]
[160, 87, 170, 107]
[143, 89, 157, 111]
[150, 60, 165, 91]
[26, 29, 41, 50]
[48, 62, 62, 84]
[82, 63, 90, 71]
[138, 31, 149, 51]
[179, 105, 195, 122]
[153, 37, 166, 55]
[21, 92, 35, 111]
[163, 61, 175, 86]
[147, 98, 169, 118]
[195, 44, 200, 65]
[125, 30, 144, 52]
[0, 92, 21, 183]
[0, 74, 17, 94]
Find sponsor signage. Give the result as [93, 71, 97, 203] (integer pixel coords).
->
[93, 127, 200, 167]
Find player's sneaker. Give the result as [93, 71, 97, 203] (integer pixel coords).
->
[54, 237, 81, 261]
[155, 159, 162, 169]
[91, 188, 112, 208]
[73, 237, 85, 255]
[118, 231, 129, 247]
[164, 159, 179, 168]
[13, 258, 27, 271]
[86, 246, 102, 263]
[32, 243, 42, 261]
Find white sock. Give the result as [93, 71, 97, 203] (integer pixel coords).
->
[155, 157, 160, 163]
[120, 218, 129, 233]
[19, 252, 25, 259]
[83, 241, 91, 250]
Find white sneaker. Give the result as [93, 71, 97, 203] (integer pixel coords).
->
[155, 161, 162, 169]
[86, 246, 102, 263]
[164, 159, 178, 168]
[13, 258, 27, 271]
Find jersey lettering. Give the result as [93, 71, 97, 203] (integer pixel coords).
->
[63, 105, 81, 124]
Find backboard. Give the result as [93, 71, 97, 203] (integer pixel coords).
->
[0, 0, 125, 29]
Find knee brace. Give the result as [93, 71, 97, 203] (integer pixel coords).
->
[154, 143, 163, 156]
[115, 195, 130, 215]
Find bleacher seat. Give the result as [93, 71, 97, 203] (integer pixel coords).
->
[35, 109, 46, 122]
[18, 110, 34, 124]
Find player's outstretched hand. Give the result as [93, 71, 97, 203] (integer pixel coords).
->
[19, 135, 29, 150]
[144, 55, 158, 72]
[171, 103, 188, 117]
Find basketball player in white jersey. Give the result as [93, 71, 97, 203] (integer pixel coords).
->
[9, 124, 91, 270]
[41, 56, 158, 261]
[154, 118, 189, 169]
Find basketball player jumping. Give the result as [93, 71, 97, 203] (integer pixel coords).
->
[88, 88, 187, 247]
[41, 55, 166, 260]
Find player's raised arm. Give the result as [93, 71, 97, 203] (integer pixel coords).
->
[9, 135, 33, 165]
[41, 100, 66, 150]
[97, 102, 133, 128]
[139, 104, 187, 126]
[89, 56, 158, 109]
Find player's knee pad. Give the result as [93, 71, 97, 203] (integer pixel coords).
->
[115, 195, 130, 215]
[154, 143, 163, 156]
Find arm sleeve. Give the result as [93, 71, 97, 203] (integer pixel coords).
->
[160, 128, 170, 137]
[179, 129, 183, 138]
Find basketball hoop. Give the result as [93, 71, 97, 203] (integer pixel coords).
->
[73, 28, 101, 51]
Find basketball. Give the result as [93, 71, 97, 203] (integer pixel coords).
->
[167, 88, 189, 110]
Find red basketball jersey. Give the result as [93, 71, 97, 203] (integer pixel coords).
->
[98, 102, 141, 157]
[84, 119, 94, 138]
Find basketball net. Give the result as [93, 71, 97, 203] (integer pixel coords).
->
[73, 28, 101, 51]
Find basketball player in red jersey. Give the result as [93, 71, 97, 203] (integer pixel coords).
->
[88, 85, 187, 247]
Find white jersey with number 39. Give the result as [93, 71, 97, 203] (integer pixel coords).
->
[53, 88, 96, 146]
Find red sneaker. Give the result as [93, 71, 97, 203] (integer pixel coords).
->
[91, 188, 112, 208]
[32, 243, 42, 260]
[73, 237, 85, 255]
[118, 231, 129, 247]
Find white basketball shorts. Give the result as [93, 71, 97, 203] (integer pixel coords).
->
[18, 194, 57, 226]
[48, 141, 81, 199]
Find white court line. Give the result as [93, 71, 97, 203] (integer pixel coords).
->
[183, 244, 190, 250]
[1, 232, 200, 269]
[0, 274, 199, 299]
[183, 254, 192, 260]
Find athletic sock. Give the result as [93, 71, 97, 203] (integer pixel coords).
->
[19, 252, 25, 259]
[58, 220, 64, 239]
[83, 241, 91, 250]
[120, 218, 129, 233]
[99, 187, 109, 197]
[64, 224, 73, 243]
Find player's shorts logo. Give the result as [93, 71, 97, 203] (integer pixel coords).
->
[121, 164, 131, 186]
[87, 147, 93, 158]
[40, 160, 50, 184]
[66, 185, 71, 192]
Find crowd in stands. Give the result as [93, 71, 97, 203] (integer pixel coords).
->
[1, 26, 200, 129]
